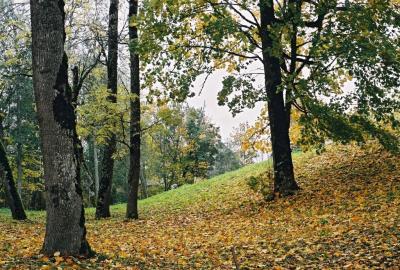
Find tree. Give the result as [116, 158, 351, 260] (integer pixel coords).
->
[0, 0, 44, 209]
[258, 0, 299, 194]
[230, 123, 259, 165]
[141, 104, 222, 189]
[126, 0, 141, 219]
[96, 0, 119, 219]
[30, 0, 92, 256]
[138, 0, 400, 197]
[0, 121, 26, 220]
[182, 107, 220, 181]
[209, 141, 241, 177]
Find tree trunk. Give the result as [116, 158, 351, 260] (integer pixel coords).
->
[30, 189, 46, 211]
[93, 139, 99, 202]
[259, 0, 299, 196]
[95, 0, 119, 219]
[16, 142, 23, 196]
[126, 0, 141, 220]
[30, 0, 92, 256]
[16, 93, 23, 197]
[140, 161, 148, 199]
[0, 141, 27, 220]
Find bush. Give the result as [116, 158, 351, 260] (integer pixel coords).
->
[246, 170, 273, 201]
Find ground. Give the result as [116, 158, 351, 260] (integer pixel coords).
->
[1, 144, 400, 269]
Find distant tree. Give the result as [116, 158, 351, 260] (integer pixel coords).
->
[30, 0, 92, 256]
[209, 141, 241, 177]
[230, 123, 258, 165]
[142, 104, 186, 191]
[142, 104, 221, 189]
[182, 107, 220, 181]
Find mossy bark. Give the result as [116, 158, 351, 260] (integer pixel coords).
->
[30, 0, 92, 256]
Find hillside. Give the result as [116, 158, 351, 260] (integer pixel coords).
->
[1, 144, 400, 269]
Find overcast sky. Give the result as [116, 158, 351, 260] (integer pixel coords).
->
[188, 70, 264, 141]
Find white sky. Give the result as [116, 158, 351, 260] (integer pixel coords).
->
[188, 70, 263, 141]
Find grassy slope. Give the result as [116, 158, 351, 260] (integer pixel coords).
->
[0, 145, 399, 269]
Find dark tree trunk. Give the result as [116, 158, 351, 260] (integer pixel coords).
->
[16, 93, 23, 197]
[0, 141, 27, 220]
[96, 0, 119, 219]
[126, 0, 141, 220]
[30, 190, 46, 210]
[30, 0, 92, 256]
[259, 0, 299, 196]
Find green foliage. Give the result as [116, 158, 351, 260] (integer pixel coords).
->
[297, 0, 400, 152]
[77, 81, 129, 147]
[209, 142, 241, 177]
[142, 103, 225, 190]
[246, 169, 273, 200]
[136, 0, 400, 153]
[0, 1, 42, 207]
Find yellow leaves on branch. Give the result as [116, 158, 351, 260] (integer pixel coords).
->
[240, 105, 304, 153]
[77, 84, 131, 146]
[241, 106, 270, 153]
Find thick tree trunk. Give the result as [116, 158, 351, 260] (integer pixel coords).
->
[96, 0, 119, 219]
[259, 0, 299, 196]
[30, 0, 92, 256]
[126, 0, 141, 220]
[0, 141, 27, 220]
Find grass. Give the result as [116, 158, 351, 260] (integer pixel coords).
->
[1, 145, 399, 269]
[0, 157, 268, 221]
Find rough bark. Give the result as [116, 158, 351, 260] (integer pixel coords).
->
[259, 0, 299, 196]
[0, 141, 27, 220]
[126, 0, 141, 219]
[30, 0, 92, 256]
[95, 0, 119, 219]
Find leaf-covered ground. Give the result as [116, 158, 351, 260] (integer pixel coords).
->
[1, 144, 400, 269]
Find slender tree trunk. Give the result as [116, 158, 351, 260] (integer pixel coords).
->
[93, 139, 99, 201]
[140, 161, 148, 199]
[0, 141, 27, 220]
[16, 94, 23, 197]
[96, 0, 119, 219]
[126, 0, 141, 219]
[16, 142, 22, 196]
[30, 0, 92, 256]
[259, 0, 299, 196]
